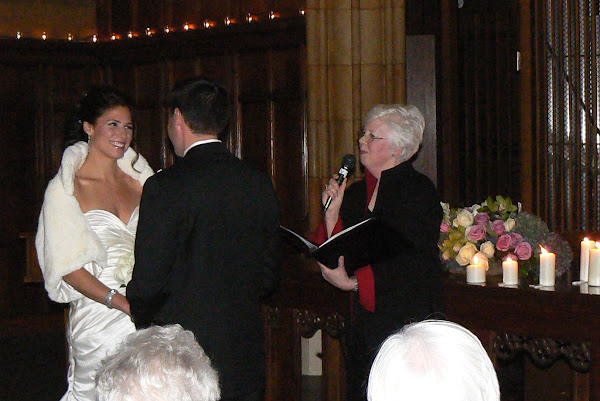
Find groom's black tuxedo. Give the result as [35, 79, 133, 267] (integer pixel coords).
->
[128, 142, 281, 399]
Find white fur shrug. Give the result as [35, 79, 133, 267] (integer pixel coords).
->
[35, 142, 154, 302]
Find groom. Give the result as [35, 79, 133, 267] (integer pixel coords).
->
[127, 77, 281, 401]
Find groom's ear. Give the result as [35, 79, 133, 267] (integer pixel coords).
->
[173, 108, 185, 128]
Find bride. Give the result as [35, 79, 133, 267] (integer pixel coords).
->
[36, 86, 153, 401]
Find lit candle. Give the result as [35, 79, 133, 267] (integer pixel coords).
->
[580, 237, 593, 281]
[466, 255, 486, 284]
[539, 246, 556, 286]
[588, 242, 600, 286]
[502, 256, 519, 285]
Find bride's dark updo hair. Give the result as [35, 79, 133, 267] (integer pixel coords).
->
[65, 85, 135, 149]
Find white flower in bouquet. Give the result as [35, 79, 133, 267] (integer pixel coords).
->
[504, 218, 516, 232]
[454, 210, 474, 227]
[480, 241, 495, 258]
[455, 243, 478, 266]
[114, 252, 135, 286]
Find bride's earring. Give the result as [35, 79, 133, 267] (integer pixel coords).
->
[392, 153, 396, 157]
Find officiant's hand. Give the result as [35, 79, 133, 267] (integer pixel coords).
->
[322, 175, 347, 234]
[318, 256, 356, 291]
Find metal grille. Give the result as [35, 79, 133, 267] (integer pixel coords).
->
[543, 0, 599, 230]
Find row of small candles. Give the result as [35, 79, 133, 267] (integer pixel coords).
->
[466, 246, 556, 286]
[11, 9, 305, 42]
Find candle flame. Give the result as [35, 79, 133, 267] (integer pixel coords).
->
[472, 255, 479, 264]
[506, 256, 513, 262]
[596, 242, 600, 248]
[540, 245, 547, 254]
[584, 237, 590, 241]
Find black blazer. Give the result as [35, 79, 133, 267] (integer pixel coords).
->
[341, 161, 443, 348]
[128, 142, 281, 398]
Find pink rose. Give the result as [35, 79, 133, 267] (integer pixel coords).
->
[509, 232, 523, 247]
[440, 221, 451, 233]
[515, 242, 533, 260]
[496, 234, 512, 252]
[491, 219, 506, 235]
[474, 213, 490, 225]
[467, 224, 487, 242]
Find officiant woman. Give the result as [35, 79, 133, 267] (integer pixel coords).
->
[311, 104, 444, 401]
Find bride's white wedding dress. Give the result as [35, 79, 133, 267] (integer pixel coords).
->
[58, 208, 138, 401]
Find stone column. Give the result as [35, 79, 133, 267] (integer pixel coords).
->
[306, 0, 406, 230]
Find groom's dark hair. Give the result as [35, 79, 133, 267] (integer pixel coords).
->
[167, 77, 230, 137]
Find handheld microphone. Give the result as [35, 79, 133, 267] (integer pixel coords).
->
[324, 154, 357, 212]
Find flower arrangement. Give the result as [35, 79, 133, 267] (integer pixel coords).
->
[114, 252, 135, 287]
[439, 195, 573, 280]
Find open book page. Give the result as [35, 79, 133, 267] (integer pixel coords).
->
[279, 226, 318, 253]
[321, 218, 373, 246]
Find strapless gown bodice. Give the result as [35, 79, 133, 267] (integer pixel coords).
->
[60, 208, 138, 401]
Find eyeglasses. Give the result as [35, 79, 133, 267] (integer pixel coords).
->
[359, 131, 387, 143]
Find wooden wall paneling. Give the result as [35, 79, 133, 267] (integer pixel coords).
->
[170, 0, 203, 28]
[203, 1, 234, 22]
[0, 65, 38, 240]
[274, 0, 304, 14]
[263, 305, 302, 401]
[406, 0, 439, 35]
[273, 100, 305, 229]
[519, 0, 535, 212]
[135, 0, 164, 33]
[271, 47, 307, 230]
[238, 50, 271, 174]
[438, 0, 460, 204]
[236, 0, 273, 16]
[109, 1, 132, 37]
[130, 62, 168, 171]
[454, 0, 520, 204]
[239, 102, 271, 174]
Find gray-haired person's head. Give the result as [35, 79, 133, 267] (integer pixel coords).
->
[96, 324, 220, 401]
[364, 104, 425, 163]
[367, 320, 500, 401]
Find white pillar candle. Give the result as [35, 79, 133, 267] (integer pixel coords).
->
[588, 243, 600, 286]
[466, 255, 486, 284]
[539, 246, 556, 287]
[502, 257, 519, 285]
[580, 237, 593, 281]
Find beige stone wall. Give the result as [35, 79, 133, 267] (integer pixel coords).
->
[0, 0, 96, 40]
[306, 0, 406, 229]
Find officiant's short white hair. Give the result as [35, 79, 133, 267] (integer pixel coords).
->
[367, 319, 500, 401]
[364, 104, 425, 163]
[96, 324, 220, 401]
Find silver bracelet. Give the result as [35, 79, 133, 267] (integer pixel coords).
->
[105, 289, 118, 309]
[350, 276, 359, 292]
